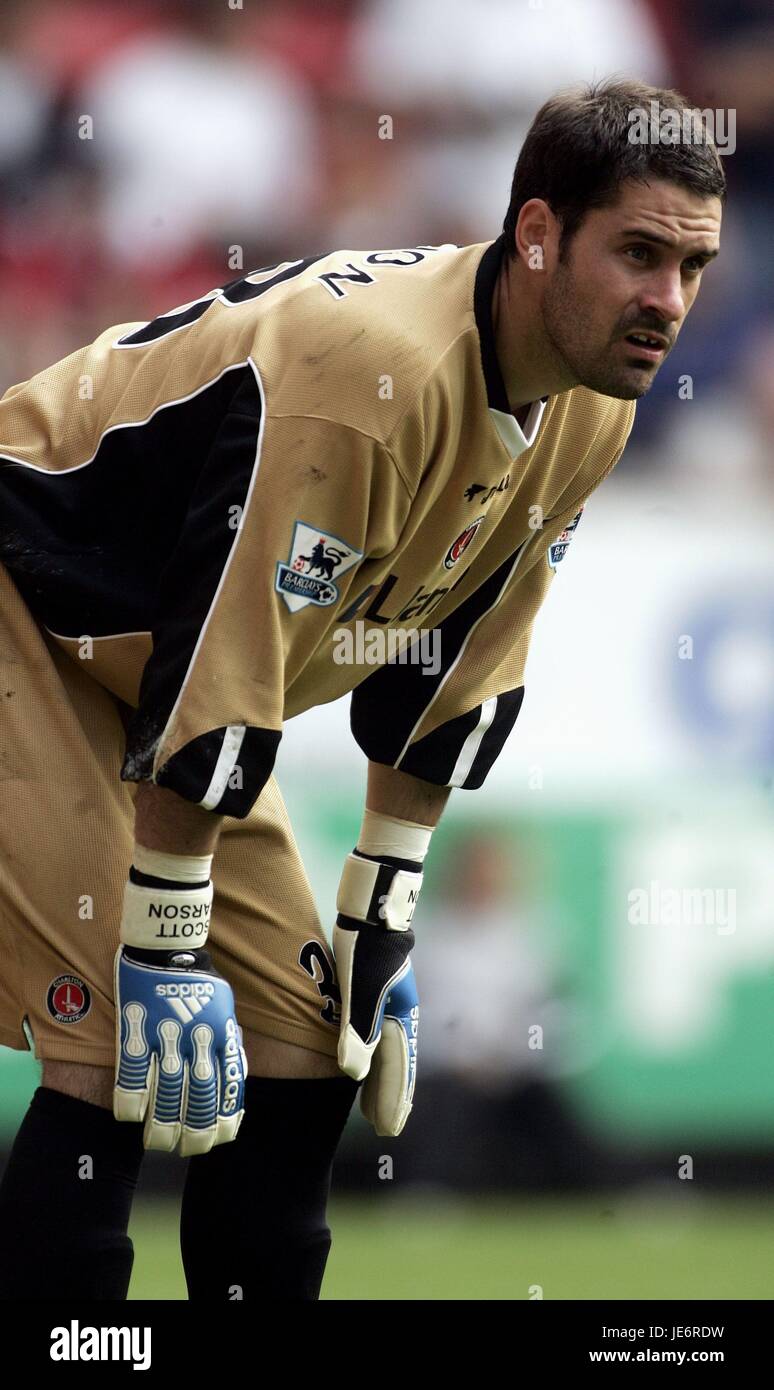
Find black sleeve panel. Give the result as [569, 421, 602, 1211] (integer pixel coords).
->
[350, 544, 527, 787]
[152, 725, 282, 818]
[395, 685, 524, 788]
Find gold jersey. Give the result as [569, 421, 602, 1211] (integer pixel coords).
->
[0, 237, 635, 816]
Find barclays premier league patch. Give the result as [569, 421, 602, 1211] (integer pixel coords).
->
[276, 521, 363, 612]
[548, 506, 584, 569]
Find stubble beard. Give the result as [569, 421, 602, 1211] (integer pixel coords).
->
[542, 262, 654, 401]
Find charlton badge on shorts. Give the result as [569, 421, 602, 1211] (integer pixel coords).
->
[46, 974, 92, 1025]
[444, 515, 485, 570]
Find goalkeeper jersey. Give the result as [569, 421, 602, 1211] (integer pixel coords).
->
[0, 236, 635, 816]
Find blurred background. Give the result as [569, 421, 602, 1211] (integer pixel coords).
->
[0, 0, 773, 1299]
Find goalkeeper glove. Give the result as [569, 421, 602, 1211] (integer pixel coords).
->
[113, 845, 247, 1156]
[333, 810, 432, 1136]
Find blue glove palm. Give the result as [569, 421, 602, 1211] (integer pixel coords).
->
[113, 945, 247, 1155]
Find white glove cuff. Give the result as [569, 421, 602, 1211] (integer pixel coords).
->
[120, 877, 213, 950]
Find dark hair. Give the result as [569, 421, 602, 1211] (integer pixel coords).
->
[503, 78, 727, 256]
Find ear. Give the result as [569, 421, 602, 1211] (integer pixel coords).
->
[515, 198, 559, 274]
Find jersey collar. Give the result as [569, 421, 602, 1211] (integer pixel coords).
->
[474, 233, 547, 457]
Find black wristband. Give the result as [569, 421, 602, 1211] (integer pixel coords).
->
[351, 848, 424, 874]
[121, 944, 214, 971]
[129, 865, 210, 891]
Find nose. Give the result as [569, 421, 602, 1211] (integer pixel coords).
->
[638, 270, 685, 327]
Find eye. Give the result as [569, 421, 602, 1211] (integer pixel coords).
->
[682, 256, 706, 275]
[624, 245, 651, 263]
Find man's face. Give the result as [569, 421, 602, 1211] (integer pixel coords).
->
[540, 178, 722, 399]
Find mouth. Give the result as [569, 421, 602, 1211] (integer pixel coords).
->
[622, 330, 669, 363]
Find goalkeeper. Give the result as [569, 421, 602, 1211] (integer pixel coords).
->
[0, 79, 723, 1300]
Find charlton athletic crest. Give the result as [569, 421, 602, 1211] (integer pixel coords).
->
[548, 506, 585, 568]
[275, 521, 363, 612]
[444, 515, 486, 570]
[46, 974, 92, 1025]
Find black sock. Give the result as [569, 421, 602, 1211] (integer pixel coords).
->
[180, 1074, 358, 1301]
[0, 1085, 145, 1300]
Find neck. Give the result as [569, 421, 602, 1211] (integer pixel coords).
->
[492, 255, 577, 410]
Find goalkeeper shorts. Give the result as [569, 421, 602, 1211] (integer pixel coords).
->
[0, 563, 339, 1066]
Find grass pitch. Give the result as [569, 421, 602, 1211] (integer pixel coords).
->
[128, 1193, 774, 1300]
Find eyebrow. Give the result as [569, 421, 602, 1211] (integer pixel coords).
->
[620, 228, 719, 260]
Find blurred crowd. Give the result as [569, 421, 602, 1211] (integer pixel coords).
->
[0, 0, 772, 488]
